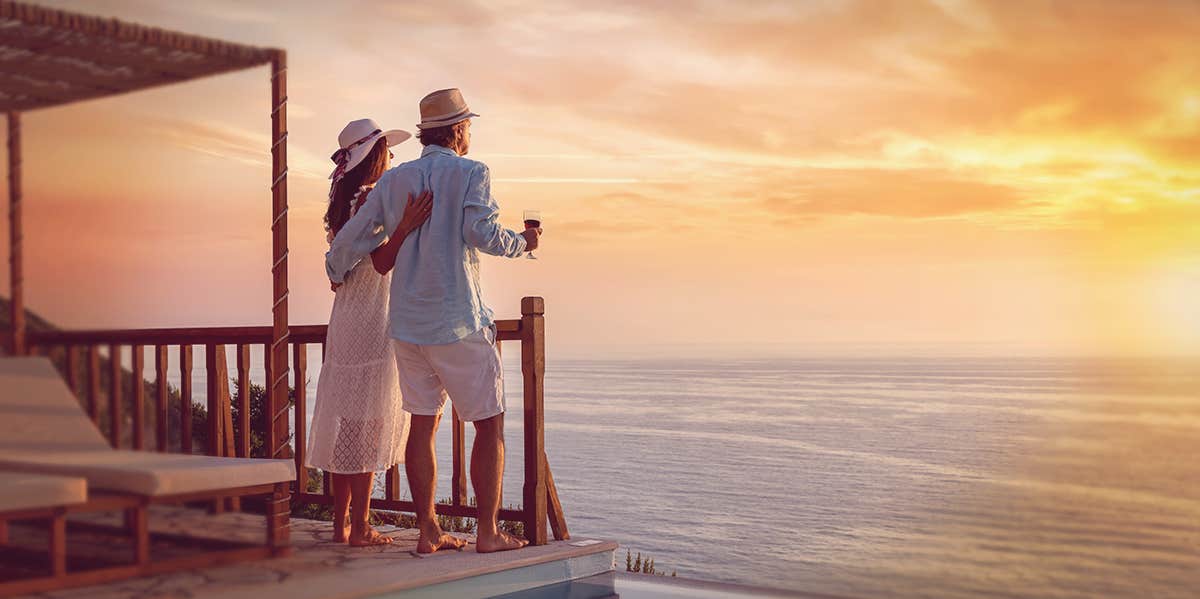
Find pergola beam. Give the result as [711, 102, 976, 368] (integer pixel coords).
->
[0, 0, 276, 113]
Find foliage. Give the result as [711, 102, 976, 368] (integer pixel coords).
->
[191, 379, 295, 458]
[625, 548, 674, 577]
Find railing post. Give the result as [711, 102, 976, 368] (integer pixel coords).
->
[451, 408, 467, 507]
[65, 345, 79, 394]
[520, 297, 548, 546]
[86, 345, 100, 423]
[131, 345, 144, 450]
[154, 345, 168, 451]
[108, 344, 122, 448]
[180, 345, 193, 454]
[206, 344, 230, 458]
[235, 345, 251, 458]
[292, 343, 307, 492]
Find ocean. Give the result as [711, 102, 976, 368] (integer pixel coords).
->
[187, 354, 1200, 597]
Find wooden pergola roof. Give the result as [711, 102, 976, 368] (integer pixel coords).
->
[0, 0, 277, 112]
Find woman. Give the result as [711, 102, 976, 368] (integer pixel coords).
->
[307, 118, 432, 546]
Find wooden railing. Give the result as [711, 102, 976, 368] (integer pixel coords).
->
[26, 297, 567, 545]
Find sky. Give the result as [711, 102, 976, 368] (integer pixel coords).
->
[2, 0, 1198, 358]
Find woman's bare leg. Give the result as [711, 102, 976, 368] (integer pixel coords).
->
[348, 472, 392, 546]
[332, 473, 352, 543]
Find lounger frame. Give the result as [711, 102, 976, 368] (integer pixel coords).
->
[0, 482, 289, 597]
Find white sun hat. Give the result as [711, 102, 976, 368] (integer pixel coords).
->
[328, 118, 411, 180]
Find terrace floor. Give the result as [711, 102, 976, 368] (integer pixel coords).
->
[3, 506, 616, 599]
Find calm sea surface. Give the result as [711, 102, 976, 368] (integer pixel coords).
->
[185, 355, 1200, 598]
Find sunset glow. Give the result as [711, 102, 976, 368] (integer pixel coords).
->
[3, 0, 1198, 357]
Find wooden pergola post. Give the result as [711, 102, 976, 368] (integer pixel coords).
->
[7, 111, 23, 356]
[267, 51, 290, 461]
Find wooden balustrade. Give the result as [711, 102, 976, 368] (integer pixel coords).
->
[26, 298, 567, 545]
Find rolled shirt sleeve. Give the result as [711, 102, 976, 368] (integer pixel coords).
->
[461, 163, 527, 258]
[325, 178, 391, 284]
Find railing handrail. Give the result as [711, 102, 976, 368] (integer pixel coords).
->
[25, 302, 563, 544]
[28, 320, 523, 346]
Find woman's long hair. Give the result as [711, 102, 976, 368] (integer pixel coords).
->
[325, 139, 390, 237]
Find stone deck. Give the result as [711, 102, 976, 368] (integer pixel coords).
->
[4, 506, 616, 599]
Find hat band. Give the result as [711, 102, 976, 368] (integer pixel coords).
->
[420, 106, 471, 124]
[331, 128, 382, 163]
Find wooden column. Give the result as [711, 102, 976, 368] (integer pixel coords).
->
[7, 113, 24, 356]
[267, 482, 291, 557]
[520, 297, 548, 545]
[267, 51, 290, 460]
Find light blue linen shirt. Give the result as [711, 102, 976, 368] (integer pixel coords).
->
[325, 144, 527, 345]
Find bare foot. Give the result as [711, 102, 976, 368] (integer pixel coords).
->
[349, 526, 394, 547]
[333, 516, 350, 543]
[476, 530, 529, 553]
[417, 527, 467, 554]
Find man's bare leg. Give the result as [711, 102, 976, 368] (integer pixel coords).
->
[331, 473, 351, 543]
[472, 413, 528, 553]
[348, 472, 392, 546]
[406, 413, 466, 553]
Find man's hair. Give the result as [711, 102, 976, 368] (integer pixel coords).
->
[418, 119, 468, 150]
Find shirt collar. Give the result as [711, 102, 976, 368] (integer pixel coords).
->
[421, 144, 458, 158]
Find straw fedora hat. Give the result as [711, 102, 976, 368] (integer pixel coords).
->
[328, 118, 411, 180]
[416, 88, 479, 129]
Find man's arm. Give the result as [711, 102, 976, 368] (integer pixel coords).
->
[462, 163, 527, 258]
[326, 177, 391, 284]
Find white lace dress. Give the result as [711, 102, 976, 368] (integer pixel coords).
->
[306, 185, 409, 474]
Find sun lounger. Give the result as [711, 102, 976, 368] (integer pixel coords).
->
[0, 473, 87, 583]
[0, 357, 294, 596]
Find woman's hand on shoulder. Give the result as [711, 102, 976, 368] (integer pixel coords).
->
[395, 190, 433, 237]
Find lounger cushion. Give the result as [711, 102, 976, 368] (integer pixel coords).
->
[0, 451, 295, 497]
[0, 357, 296, 496]
[0, 357, 111, 454]
[0, 472, 87, 512]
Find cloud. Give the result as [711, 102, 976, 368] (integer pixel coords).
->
[148, 118, 328, 180]
[759, 168, 1032, 220]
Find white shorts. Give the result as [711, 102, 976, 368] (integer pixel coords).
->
[391, 325, 505, 422]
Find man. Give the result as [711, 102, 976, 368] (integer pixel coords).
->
[326, 88, 539, 553]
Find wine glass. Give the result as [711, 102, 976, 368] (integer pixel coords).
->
[523, 210, 541, 260]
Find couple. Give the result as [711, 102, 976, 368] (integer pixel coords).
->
[306, 88, 541, 553]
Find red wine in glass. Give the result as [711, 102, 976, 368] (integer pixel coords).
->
[523, 210, 541, 259]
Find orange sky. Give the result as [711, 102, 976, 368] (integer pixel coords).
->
[2, 0, 1198, 358]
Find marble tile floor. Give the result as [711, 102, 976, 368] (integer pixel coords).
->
[2, 506, 615, 599]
